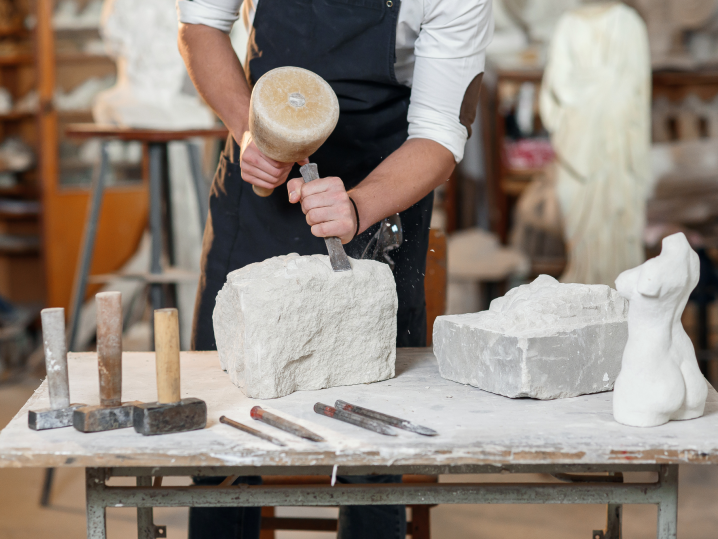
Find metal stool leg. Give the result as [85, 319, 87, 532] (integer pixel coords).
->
[186, 141, 209, 233]
[67, 142, 110, 351]
[39, 467, 54, 507]
[148, 143, 165, 343]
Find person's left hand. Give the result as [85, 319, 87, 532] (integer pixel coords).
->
[287, 176, 357, 244]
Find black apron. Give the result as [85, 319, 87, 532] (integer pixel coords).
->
[191, 0, 434, 351]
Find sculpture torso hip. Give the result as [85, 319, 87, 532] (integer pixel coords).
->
[613, 232, 708, 427]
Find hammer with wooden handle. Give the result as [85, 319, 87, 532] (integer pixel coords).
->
[249, 66, 339, 197]
[73, 292, 140, 432]
[28, 308, 85, 430]
[132, 308, 206, 436]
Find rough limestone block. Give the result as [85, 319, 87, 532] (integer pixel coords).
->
[433, 275, 628, 400]
[213, 254, 397, 399]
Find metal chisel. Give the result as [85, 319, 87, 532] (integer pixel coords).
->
[335, 400, 438, 436]
[300, 163, 352, 272]
[314, 402, 396, 436]
[251, 406, 325, 442]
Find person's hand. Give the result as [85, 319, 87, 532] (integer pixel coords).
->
[287, 175, 357, 244]
[239, 131, 301, 191]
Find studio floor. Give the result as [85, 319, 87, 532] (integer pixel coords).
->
[1, 378, 718, 539]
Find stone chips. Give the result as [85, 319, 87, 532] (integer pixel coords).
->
[213, 254, 397, 399]
[434, 275, 629, 400]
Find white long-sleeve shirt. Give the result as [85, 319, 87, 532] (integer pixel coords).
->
[177, 0, 493, 162]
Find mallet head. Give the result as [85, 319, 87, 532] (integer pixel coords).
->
[28, 308, 86, 431]
[133, 398, 207, 436]
[73, 401, 141, 432]
[73, 291, 137, 433]
[133, 308, 207, 436]
[29, 404, 86, 431]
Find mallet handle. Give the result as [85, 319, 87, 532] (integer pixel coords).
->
[41, 308, 70, 410]
[252, 185, 274, 197]
[96, 292, 123, 407]
[154, 308, 181, 404]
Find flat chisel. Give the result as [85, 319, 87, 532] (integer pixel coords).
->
[335, 400, 438, 436]
[314, 402, 396, 436]
[300, 163, 352, 272]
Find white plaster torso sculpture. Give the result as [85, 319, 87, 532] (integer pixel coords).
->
[613, 232, 708, 427]
[93, 0, 214, 129]
[539, 2, 651, 287]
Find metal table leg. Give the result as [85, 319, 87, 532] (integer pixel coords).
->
[137, 476, 154, 539]
[656, 466, 678, 539]
[84, 464, 680, 539]
[86, 468, 107, 539]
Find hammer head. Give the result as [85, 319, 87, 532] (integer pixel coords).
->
[132, 398, 207, 436]
[73, 401, 141, 433]
[29, 404, 85, 430]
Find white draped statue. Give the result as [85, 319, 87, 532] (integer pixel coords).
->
[93, 0, 214, 129]
[539, 2, 651, 286]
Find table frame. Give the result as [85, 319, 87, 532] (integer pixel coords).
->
[85, 463, 678, 539]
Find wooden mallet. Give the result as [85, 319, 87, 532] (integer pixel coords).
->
[132, 308, 206, 436]
[249, 66, 339, 197]
[73, 292, 140, 432]
[28, 308, 85, 430]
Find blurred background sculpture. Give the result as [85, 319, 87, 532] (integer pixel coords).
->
[539, 2, 651, 286]
[92, 0, 213, 129]
[628, 0, 718, 68]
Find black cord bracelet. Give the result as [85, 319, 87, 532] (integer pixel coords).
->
[348, 196, 360, 241]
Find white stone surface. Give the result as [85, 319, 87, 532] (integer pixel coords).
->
[213, 254, 398, 399]
[434, 275, 628, 400]
[613, 232, 709, 427]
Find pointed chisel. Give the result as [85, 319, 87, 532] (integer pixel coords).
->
[335, 400, 438, 436]
[251, 406, 325, 442]
[220, 415, 286, 446]
[314, 402, 396, 436]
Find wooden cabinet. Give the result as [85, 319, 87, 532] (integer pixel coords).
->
[0, 0, 44, 304]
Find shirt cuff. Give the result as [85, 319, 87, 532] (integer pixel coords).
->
[407, 107, 468, 163]
[177, 0, 239, 33]
[407, 54, 486, 164]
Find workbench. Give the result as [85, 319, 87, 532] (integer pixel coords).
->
[1, 348, 717, 539]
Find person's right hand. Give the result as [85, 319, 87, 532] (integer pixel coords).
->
[239, 131, 299, 192]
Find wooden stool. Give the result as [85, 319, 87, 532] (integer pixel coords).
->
[63, 124, 228, 351]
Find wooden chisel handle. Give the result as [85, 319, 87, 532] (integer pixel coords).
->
[96, 292, 123, 407]
[41, 307, 70, 410]
[154, 308, 181, 404]
[253, 185, 274, 197]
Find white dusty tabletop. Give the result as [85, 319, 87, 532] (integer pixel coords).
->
[1, 348, 717, 469]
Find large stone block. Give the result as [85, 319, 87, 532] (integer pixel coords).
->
[433, 275, 628, 400]
[213, 254, 397, 399]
